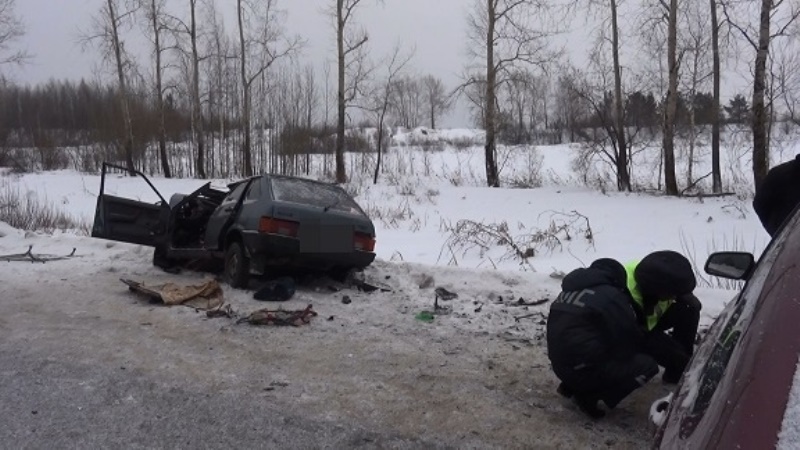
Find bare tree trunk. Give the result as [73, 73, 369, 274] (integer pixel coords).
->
[149, 0, 170, 178]
[306, 102, 312, 176]
[373, 111, 386, 184]
[304, 67, 315, 175]
[237, 0, 253, 177]
[335, 0, 347, 183]
[107, 0, 135, 174]
[213, 14, 229, 178]
[687, 107, 695, 186]
[753, 0, 772, 188]
[484, 0, 499, 188]
[372, 47, 409, 184]
[610, 0, 629, 191]
[190, 0, 206, 178]
[662, 0, 679, 195]
[710, 0, 722, 193]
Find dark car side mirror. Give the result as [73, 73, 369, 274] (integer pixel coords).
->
[704, 252, 756, 280]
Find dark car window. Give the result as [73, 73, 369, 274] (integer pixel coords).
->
[246, 179, 262, 200]
[270, 177, 365, 216]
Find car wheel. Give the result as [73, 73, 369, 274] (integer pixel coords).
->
[225, 241, 250, 288]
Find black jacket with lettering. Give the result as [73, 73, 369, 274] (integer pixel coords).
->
[546, 259, 644, 371]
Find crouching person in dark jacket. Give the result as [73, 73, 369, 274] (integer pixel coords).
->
[547, 258, 659, 419]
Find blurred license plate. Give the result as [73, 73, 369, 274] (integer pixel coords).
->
[299, 223, 352, 253]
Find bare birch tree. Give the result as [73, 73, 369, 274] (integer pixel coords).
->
[188, 0, 206, 178]
[0, 0, 28, 67]
[369, 45, 413, 184]
[568, 0, 633, 190]
[662, 0, 680, 195]
[140, 0, 171, 177]
[330, 0, 374, 183]
[773, 39, 800, 126]
[608, 0, 630, 191]
[421, 75, 451, 129]
[679, 0, 713, 191]
[302, 65, 318, 175]
[462, 0, 559, 187]
[84, 0, 139, 174]
[157, 0, 208, 177]
[722, 0, 800, 187]
[710, 0, 722, 193]
[204, 8, 236, 177]
[390, 75, 424, 129]
[753, 0, 774, 187]
[237, 0, 301, 177]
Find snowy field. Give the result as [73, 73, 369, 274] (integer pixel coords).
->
[0, 129, 791, 447]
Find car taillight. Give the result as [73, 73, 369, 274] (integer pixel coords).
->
[259, 217, 299, 237]
[354, 232, 376, 252]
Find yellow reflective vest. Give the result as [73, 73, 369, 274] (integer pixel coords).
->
[625, 261, 674, 331]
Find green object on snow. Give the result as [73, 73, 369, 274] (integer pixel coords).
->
[415, 311, 435, 323]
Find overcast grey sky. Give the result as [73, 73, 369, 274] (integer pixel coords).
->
[10, 0, 476, 125]
[9, 0, 750, 128]
[12, 0, 469, 80]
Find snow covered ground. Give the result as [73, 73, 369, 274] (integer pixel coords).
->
[2, 135, 773, 319]
[0, 132, 787, 447]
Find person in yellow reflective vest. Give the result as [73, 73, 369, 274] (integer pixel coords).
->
[625, 250, 700, 384]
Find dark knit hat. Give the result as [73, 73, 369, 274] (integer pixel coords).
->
[590, 258, 627, 289]
[635, 250, 696, 299]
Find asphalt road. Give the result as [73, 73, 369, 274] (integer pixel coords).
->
[0, 261, 453, 449]
[0, 251, 657, 449]
[0, 346, 440, 449]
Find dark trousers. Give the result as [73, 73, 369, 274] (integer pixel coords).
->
[644, 295, 701, 379]
[554, 354, 659, 409]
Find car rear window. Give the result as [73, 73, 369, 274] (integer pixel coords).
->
[270, 177, 365, 216]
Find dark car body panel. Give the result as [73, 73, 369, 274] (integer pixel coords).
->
[654, 206, 800, 449]
[93, 194, 169, 247]
[204, 179, 253, 251]
[91, 163, 376, 275]
[92, 163, 170, 247]
[241, 230, 374, 270]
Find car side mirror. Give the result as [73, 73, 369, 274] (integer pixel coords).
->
[704, 251, 755, 280]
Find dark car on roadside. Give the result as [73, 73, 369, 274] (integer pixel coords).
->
[92, 163, 377, 288]
[653, 204, 800, 448]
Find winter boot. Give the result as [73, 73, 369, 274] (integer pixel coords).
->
[573, 395, 605, 419]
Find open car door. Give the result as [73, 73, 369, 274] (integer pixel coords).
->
[91, 162, 169, 247]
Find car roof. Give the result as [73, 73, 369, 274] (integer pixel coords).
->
[227, 174, 340, 191]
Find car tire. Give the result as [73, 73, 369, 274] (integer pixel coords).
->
[225, 241, 250, 288]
